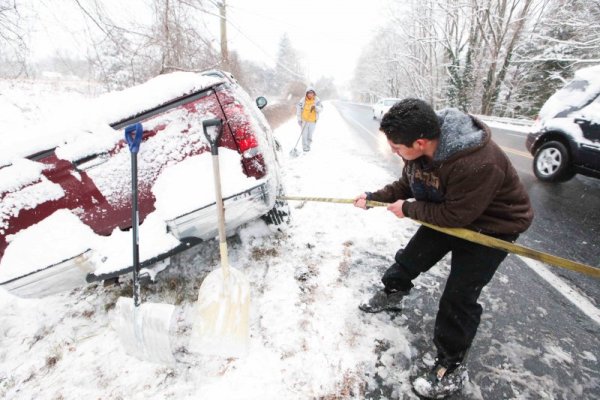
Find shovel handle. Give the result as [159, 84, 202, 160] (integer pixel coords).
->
[296, 123, 306, 146]
[125, 123, 143, 307]
[125, 123, 144, 154]
[203, 119, 230, 279]
[203, 119, 223, 154]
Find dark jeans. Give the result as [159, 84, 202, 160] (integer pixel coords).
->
[382, 226, 518, 369]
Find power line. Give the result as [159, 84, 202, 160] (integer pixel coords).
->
[223, 6, 306, 79]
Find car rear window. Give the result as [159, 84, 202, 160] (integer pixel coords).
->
[2, 72, 223, 167]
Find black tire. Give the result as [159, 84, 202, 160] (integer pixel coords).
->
[262, 198, 290, 226]
[533, 141, 575, 182]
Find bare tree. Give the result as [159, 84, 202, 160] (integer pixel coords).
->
[518, 0, 600, 66]
[434, 0, 542, 113]
[0, 0, 29, 77]
[272, 33, 306, 96]
[472, 0, 537, 114]
[147, 0, 220, 74]
[354, 1, 450, 106]
[70, 0, 220, 88]
[354, 0, 550, 115]
[505, 0, 600, 116]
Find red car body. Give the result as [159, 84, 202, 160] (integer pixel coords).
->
[0, 70, 287, 297]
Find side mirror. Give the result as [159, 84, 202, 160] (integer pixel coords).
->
[256, 96, 268, 110]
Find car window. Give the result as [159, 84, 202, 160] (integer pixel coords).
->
[229, 82, 271, 139]
[580, 94, 600, 124]
[384, 100, 397, 106]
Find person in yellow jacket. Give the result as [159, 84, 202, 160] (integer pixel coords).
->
[296, 87, 323, 152]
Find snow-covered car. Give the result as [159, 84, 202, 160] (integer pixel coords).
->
[526, 65, 600, 182]
[372, 98, 402, 120]
[0, 70, 288, 298]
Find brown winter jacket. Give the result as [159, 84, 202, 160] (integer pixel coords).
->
[370, 109, 533, 235]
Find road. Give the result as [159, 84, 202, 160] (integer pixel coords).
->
[333, 101, 600, 400]
[489, 126, 600, 300]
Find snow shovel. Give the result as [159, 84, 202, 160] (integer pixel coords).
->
[189, 118, 250, 357]
[289, 122, 306, 157]
[114, 122, 176, 365]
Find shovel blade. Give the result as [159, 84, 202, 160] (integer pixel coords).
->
[114, 297, 176, 364]
[189, 267, 250, 357]
[289, 148, 300, 157]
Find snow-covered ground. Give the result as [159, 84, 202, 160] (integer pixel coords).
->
[0, 92, 420, 399]
[1, 83, 597, 399]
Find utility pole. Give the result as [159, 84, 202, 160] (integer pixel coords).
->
[218, 0, 229, 70]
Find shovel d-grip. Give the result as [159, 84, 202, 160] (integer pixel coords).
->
[202, 118, 229, 278]
[124, 122, 143, 307]
[125, 122, 144, 154]
[202, 118, 223, 155]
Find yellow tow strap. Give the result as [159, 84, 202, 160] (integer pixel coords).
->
[278, 195, 600, 279]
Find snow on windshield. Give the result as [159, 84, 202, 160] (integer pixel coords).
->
[152, 149, 264, 221]
[83, 102, 218, 208]
[539, 65, 600, 120]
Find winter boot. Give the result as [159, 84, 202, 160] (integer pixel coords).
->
[358, 289, 408, 313]
[412, 361, 468, 399]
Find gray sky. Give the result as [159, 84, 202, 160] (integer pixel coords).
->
[226, 0, 386, 83]
[25, 0, 387, 84]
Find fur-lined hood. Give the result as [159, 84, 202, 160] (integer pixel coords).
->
[434, 108, 488, 163]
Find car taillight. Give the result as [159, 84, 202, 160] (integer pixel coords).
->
[232, 124, 259, 157]
[237, 133, 258, 153]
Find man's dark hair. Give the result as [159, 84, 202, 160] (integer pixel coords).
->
[379, 98, 441, 146]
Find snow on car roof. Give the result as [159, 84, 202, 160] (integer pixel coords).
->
[539, 65, 600, 120]
[0, 72, 224, 166]
[93, 72, 224, 126]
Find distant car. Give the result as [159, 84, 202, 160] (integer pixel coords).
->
[372, 98, 402, 120]
[526, 65, 600, 182]
[0, 69, 289, 297]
